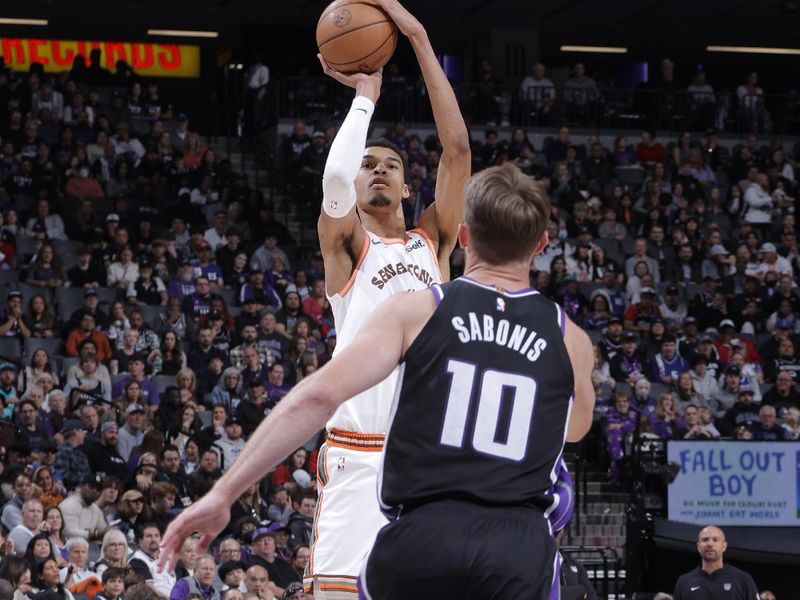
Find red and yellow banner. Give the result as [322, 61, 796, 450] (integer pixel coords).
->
[0, 38, 200, 78]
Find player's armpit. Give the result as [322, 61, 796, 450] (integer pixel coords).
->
[317, 209, 365, 295]
[317, 290, 435, 406]
[564, 319, 596, 442]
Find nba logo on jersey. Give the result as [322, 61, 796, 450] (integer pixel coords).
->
[724, 583, 731, 591]
[496, 298, 506, 312]
[337, 457, 346, 471]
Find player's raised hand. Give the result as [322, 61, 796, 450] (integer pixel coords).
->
[373, 0, 424, 37]
[157, 490, 230, 573]
[317, 54, 382, 103]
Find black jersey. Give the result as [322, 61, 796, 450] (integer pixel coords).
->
[379, 277, 575, 517]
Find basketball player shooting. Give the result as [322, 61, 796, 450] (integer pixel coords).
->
[308, 0, 469, 596]
[157, 163, 595, 600]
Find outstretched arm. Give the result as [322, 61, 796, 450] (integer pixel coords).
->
[156, 290, 434, 572]
[317, 61, 382, 294]
[378, 1, 471, 274]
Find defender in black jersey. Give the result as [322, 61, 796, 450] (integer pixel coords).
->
[157, 164, 595, 600]
[361, 278, 577, 600]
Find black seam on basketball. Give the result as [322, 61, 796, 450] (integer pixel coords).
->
[317, 1, 387, 26]
[317, 20, 394, 49]
[324, 28, 397, 68]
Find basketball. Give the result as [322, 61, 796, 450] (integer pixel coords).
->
[316, 0, 398, 74]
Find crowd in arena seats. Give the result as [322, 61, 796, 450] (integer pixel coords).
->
[0, 47, 795, 599]
[0, 56, 322, 600]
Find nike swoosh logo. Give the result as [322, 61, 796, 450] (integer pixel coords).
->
[690, 586, 700, 591]
[354, 108, 367, 114]
[371, 239, 382, 245]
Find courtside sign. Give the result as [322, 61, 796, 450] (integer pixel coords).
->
[0, 38, 200, 77]
[668, 441, 800, 526]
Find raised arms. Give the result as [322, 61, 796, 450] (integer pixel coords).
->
[377, 1, 471, 278]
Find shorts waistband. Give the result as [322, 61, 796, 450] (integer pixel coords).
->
[396, 498, 547, 519]
[326, 428, 385, 451]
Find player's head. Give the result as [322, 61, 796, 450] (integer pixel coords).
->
[356, 138, 409, 214]
[461, 163, 550, 266]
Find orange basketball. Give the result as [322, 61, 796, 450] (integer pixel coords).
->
[316, 0, 398, 74]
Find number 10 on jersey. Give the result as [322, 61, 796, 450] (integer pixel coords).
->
[440, 358, 537, 461]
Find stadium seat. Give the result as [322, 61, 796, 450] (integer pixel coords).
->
[138, 305, 164, 325]
[16, 238, 37, 256]
[24, 337, 62, 358]
[0, 271, 20, 287]
[0, 338, 21, 361]
[587, 330, 603, 345]
[53, 240, 80, 256]
[152, 374, 176, 394]
[55, 287, 86, 307]
[592, 238, 620, 257]
[58, 303, 82, 323]
[197, 410, 213, 428]
[60, 357, 79, 377]
[615, 167, 645, 188]
[218, 288, 236, 307]
[95, 287, 120, 305]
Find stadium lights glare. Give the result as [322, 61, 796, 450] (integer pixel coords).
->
[147, 29, 218, 38]
[707, 45, 800, 55]
[560, 45, 628, 54]
[0, 17, 48, 26]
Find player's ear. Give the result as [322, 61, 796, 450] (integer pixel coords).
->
[532, 230, 549, 256]
[457, 223, 469, 248]
[401, 183, 410, 199]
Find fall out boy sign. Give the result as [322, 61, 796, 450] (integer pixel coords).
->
[667, 441, 800, 526]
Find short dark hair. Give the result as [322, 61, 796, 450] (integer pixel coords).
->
[135, 521, 162, 542]
[102, 567, 127, 584]
[161, 444, 180, 459]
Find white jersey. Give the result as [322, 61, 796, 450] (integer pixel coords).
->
[327, 227, 442, 433]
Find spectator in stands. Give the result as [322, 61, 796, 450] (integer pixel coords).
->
[117, 404, 146, 463]
[64, 312, 112, 360]
[53, 419, 91, 491]
[264, 363, 290, 408]
[0, 291, 31, 340]
[609, 331, 646, 386]
[605, 390, 637, 483]
[85, 421, 128, 483]
[128, 259, 167, 306]
[129, 522, 176, 596]
[0, 474, 33, 532]
[286, 493, 314, 550]
[650, 334, 689, 385]
[249, 527, 298, 595]
[762, 370, 800, 418]
[635, 130, 667, 167]
[170, 553, 219, 600]
[65, 353, 111, 409]
[59, 473, 106, 542]
[24, 197, 67, 241]
[624, 238, 660, 283]
[624, 287, 662, 333]
[650, 392, 686, 440]
[7, 498, 44, 553]
[751, 404, 784, 440]
[520, 63, 555, 123]
[717, 388, 759, 437]
[182, 277, 219, 322]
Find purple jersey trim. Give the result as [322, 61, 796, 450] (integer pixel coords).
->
[559, 304, 566, 336]
[431, 284, 444, 306]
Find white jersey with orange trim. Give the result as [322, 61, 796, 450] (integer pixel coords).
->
[326, 227, 442, 433]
